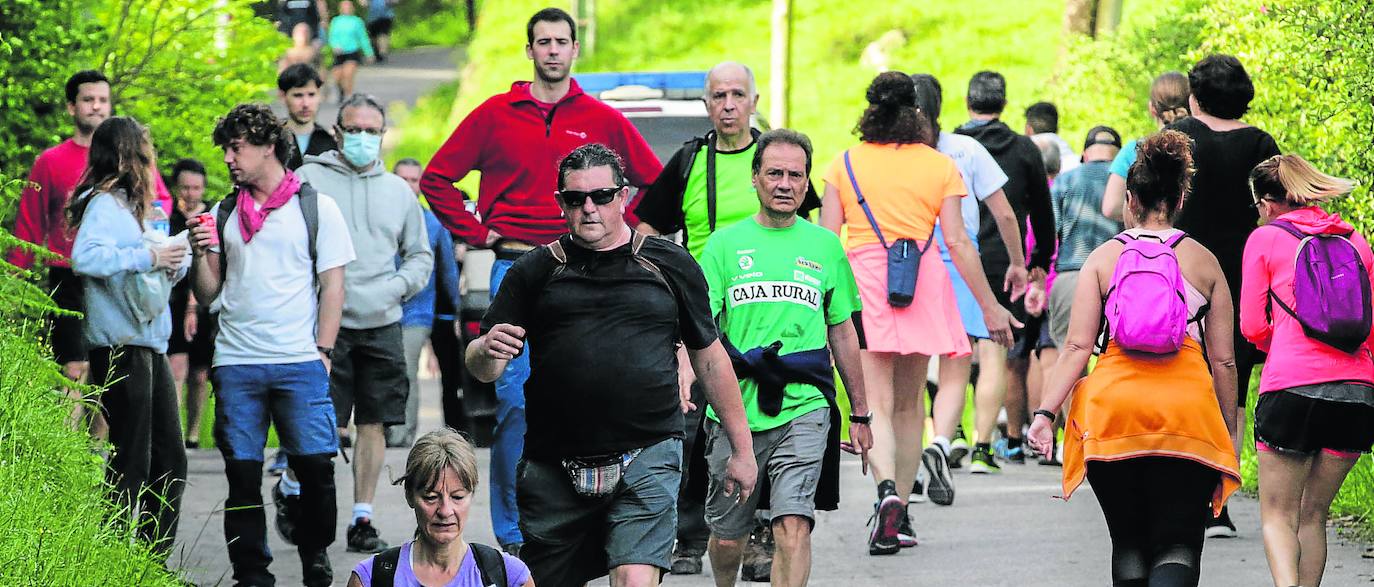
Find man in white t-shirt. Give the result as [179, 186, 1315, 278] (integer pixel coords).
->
[189, 103, 356, 587]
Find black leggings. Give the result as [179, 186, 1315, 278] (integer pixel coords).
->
[1086, 457, 1219, 587]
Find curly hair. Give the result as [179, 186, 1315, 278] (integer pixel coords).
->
[1189, 54, 1254, 120]
[856, 71, 931, 145]
[212, 103, 294, 165]
[1127, 129, 1194, 219]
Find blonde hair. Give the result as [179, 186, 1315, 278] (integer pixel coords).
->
[1249, 154, 1357, 206]
[1150, 72, 1190, 126]
[398, 428, 479, 505]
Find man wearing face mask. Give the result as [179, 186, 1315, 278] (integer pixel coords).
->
[294, 93, 434, 554]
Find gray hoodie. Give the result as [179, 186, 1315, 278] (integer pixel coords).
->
[296, 151, 433, 329]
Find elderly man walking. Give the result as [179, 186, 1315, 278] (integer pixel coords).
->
[467, 143, 755, 587]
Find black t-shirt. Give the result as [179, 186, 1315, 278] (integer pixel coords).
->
[278, 0, 321, 36]
[1168, 117, 1280, 298]
[481, 232, 718, 460]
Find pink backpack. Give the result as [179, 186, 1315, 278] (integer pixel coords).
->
[1103, 231, 1191, 353]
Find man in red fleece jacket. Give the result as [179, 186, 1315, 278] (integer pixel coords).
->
[418, 7, 662, 555]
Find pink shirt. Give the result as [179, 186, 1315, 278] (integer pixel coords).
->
[1240, 207, 1374, 393]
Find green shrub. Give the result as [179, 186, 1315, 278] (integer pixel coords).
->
[0, 176, 180, 584]
[390, 0, 478, 50]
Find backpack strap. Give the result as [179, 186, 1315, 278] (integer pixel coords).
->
[546, 239, 567, 264]
[470, 543, 508, 587]
[371, 545, 403, 586]
[706, 130, 719, 233]
[1266, 219, 1306, 240]
[299, 182, 320, 269]
[843, 150, 889, 249]
[631, 230, 673, 292]
[1164, 230, 1189, 248]
[216, 190, 238, 285]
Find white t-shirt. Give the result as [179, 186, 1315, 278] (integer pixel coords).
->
[211, 194, 355, 366]
[935, 132, 1009, 259]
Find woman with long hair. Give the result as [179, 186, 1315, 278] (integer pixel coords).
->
[1029, 130, 1241, 586]
[1242, 155, 1374, 587]
[69, 116, 191, 559]
[820, 71, 1017, 555]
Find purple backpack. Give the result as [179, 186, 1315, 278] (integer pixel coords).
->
[1267, 220, 1372, 353]
[1104, 232, 1191, 354]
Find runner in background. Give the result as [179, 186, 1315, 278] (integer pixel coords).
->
[910, 72, 1024, 501]
[364, 0, 397, 63]
[166, 158, 218, 449]
[1171, 54, 1281, 539]
[821, 71, 1018, 556]
[327, 1, 376, 103]
[1242, 155, 1374, 587]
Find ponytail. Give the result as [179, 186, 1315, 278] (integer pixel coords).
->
[1149, 71, 1190, 126]
[1249, 154, 1356, 206]
[1126, 129, 1194, 218]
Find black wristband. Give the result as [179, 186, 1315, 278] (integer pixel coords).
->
[848, 412, 872, 425]
[317, 346, 334, 360]
[1033, 409, 1057, 422]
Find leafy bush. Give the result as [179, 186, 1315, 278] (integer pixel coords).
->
[1047, 0, 1374, 536]
[0, 175, 180, 584]
[390, 0, 478, 50]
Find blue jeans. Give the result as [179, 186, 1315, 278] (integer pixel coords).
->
[490, 258, 529, 547]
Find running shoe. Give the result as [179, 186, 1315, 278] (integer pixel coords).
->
[948, 435, 970, 469]
[346, 518, 390, 553]
[921, 446, 956, 506]
[867, 495, 905, 555]
[897, 512, 919, 548]
[1005, 444, 1027, 465]
[300, 547, 332, 587]
[1205, 505, 1238, 539]
[969, 445, 1001, 474]
[669, 548, 703, 575]
[267, 450, 289, 476]
[740, 523, 774, 581]
[272, 478, 299, 544]
[909, 474, 927, 504]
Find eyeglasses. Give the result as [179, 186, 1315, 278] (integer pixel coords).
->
[338, 126, 385, 135]
[557, 186, 622, 207]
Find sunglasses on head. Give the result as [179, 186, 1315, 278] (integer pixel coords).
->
[557, 186, 622, 207]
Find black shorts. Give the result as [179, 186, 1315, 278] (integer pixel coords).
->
[367, 17, 393, 37]
[333, 51, 364, 66]
[1255, 386, 1374, 456]
[47, 266, 87, 365]
[1008, 313, 1044, 360]
[331, 323, 408, 426]
[167, 300, 217, 369]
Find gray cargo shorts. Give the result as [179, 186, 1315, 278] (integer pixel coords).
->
[705, 408, 830, 539]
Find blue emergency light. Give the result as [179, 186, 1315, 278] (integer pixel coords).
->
[574, 71, 708, 100]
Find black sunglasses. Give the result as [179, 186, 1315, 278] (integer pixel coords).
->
[557, 186, 622, 207]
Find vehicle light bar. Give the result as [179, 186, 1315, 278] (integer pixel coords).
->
[576, 71, 708, 100]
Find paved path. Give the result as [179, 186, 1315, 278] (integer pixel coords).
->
[172, 366, 1374, 585]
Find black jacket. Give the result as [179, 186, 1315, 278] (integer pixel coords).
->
[955, 119, 1055, 273]
[286, 123, 338, 171]
[634, 128, 821, 251]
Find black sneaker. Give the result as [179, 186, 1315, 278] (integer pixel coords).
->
[948, 435, 970, 470]
[669, 544, 703, 575]
[347, 518, 390, 553]
[909, 474, 927, 504]
[271, 479, 298, 545]
[867, 495, 905, 555]
[1205, 505, 1238, 538]
[740, 522, 774, 581]
[921, 446, 956, 506]
[969, 446, 1001, 474]
[300, 547, 332, 587]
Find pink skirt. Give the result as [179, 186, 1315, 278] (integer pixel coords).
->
[849, 242, 971, 357]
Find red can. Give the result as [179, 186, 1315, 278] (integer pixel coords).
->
[194, 212, 218, 247]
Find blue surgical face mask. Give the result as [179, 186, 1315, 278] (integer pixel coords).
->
[342, 131, 382, 167]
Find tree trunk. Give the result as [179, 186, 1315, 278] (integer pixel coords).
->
[1063, 0, 1098, 37]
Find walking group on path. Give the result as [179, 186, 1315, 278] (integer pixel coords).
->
[11, 4, 1374, 587]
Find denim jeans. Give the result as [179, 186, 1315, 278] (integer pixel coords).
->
[213, 361, 338, 585]
[490, 258, 529, 547]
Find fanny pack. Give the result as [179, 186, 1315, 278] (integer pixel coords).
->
[844, 150, 932, 308]
[562, 448, 642, 497]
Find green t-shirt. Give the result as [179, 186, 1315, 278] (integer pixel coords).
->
[682, 142, 759, 259]
[700, 217, 861, 431]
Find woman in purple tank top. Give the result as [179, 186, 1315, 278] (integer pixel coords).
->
[349, 429, 532, 587]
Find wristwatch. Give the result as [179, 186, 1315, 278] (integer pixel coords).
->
[317, 346, 334, 360]
[849, 411, 873, 425]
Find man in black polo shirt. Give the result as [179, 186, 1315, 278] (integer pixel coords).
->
[466, 143, 757, 586]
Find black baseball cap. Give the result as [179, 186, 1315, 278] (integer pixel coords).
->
[1083, 125, 1122, 150]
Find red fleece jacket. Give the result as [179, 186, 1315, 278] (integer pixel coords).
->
[420, 79, 662, 246]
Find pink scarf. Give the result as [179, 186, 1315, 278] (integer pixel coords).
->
[237, 171, 302, 244]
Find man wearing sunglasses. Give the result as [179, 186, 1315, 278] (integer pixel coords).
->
[419, 7, 663, 555]
[467, 143, 755, 586]
[293, 93, 434, 555]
